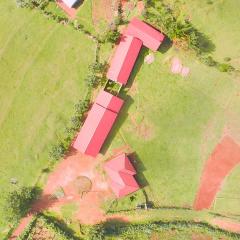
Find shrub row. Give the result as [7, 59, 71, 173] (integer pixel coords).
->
[91, 220, 240, 240]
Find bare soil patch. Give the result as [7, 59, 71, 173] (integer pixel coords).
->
[211, 218, 240, 234]
[194, 136, 240, 210]
[92, 0, 119, 31]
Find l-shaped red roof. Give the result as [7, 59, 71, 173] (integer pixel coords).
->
[107, 35, 142, 85]
[104, 154, 139, 198]
[124, 18, 165, 51]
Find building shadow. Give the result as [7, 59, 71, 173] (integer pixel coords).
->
[73, 0, 84, 9]
[158, 36, 173, 53]
[128, 152, 149, 188]
[126, 47, 149, 89]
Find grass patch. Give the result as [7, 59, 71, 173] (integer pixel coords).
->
[0, 0, 96, 236]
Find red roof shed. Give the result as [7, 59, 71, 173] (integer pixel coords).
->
[95, 90, 124, 113]
[104, 154, 139, 198]
[73, 103, 122, 157]
[124, 18, 165, 51]
[107, 35, 142, 85]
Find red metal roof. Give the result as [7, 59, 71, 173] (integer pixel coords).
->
[104, 153, 136, 175]
[110, 175, 139, 197]
[95, 90, 124, 113]
[107, 35, 142, 85]
[73, 103, 122, 157]
[124, 18, 165, 51]
[104, 154, 139, 198]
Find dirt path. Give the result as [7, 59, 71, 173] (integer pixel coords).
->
[194, 136, 240, 210]
[211, 218, 240, 234]
[92, 0, 119, 30]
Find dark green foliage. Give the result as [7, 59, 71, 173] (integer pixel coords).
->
[217, 63, 235, 72]
[102, 29, 120, 44]
[144, 1, 215, 54]
[87, 224, 105, 240]
[49, 142, 67, 161]
[1, 186, 40, 224]
[16, 0, 50, 9]
[199, 55, 217, 66]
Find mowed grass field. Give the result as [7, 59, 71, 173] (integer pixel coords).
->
[0, 0, 96, 231]
[106, 0, 240, 216]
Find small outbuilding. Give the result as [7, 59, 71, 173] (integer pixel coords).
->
[124, 18, 165, 51]
[107, 35, 143, 85]
[104, 153, 140, 198]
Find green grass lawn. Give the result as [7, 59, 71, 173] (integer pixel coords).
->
[105, 0, 240, 217]
[0, 0, 96, 235]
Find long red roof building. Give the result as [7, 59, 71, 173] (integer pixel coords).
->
[124, 18, 165, 51]
[104, 153, 139, 198]
[107, 35, 142, 85]
[73, 91, 124, 157]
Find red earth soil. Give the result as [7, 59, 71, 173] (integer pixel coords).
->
[10, 148, 128, 239]
[212, 218, 240, 234]
[56, 0, 77, 19]
[194, 136, 240, 210]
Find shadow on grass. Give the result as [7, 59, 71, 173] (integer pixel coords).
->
[159, 36, 173, 54]
[73, 0, 84, 9]
[128, 152, 149, 188]
[102, 217, 130, 236]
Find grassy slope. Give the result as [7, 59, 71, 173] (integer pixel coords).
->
[167, 0, 240, 216]
[106, 0, 240, 215]
[0, 0, 96, 232]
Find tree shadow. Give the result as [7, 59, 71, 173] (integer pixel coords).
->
[102, 217, 130, 236]
[31, 194, 61, 213]
[40, 214, 80, 240]
[195, 29, 216, 54]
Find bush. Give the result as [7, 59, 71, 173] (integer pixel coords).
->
[49, 142, 67, 161]
[87, 224, 105, 240]
[199, 55, 217, 66]
[217, 63, 235, 72]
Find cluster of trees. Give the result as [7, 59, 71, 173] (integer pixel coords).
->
[0, 186, 40, 225]
[143, 1, 236, 73]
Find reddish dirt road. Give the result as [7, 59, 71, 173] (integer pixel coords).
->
[212, 218, 240, 234]
[194, 136, 240, 210]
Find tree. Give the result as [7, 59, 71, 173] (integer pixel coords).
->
[1, 186, 39, 224]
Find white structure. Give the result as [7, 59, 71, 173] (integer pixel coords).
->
[62, 0, 78, 8]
